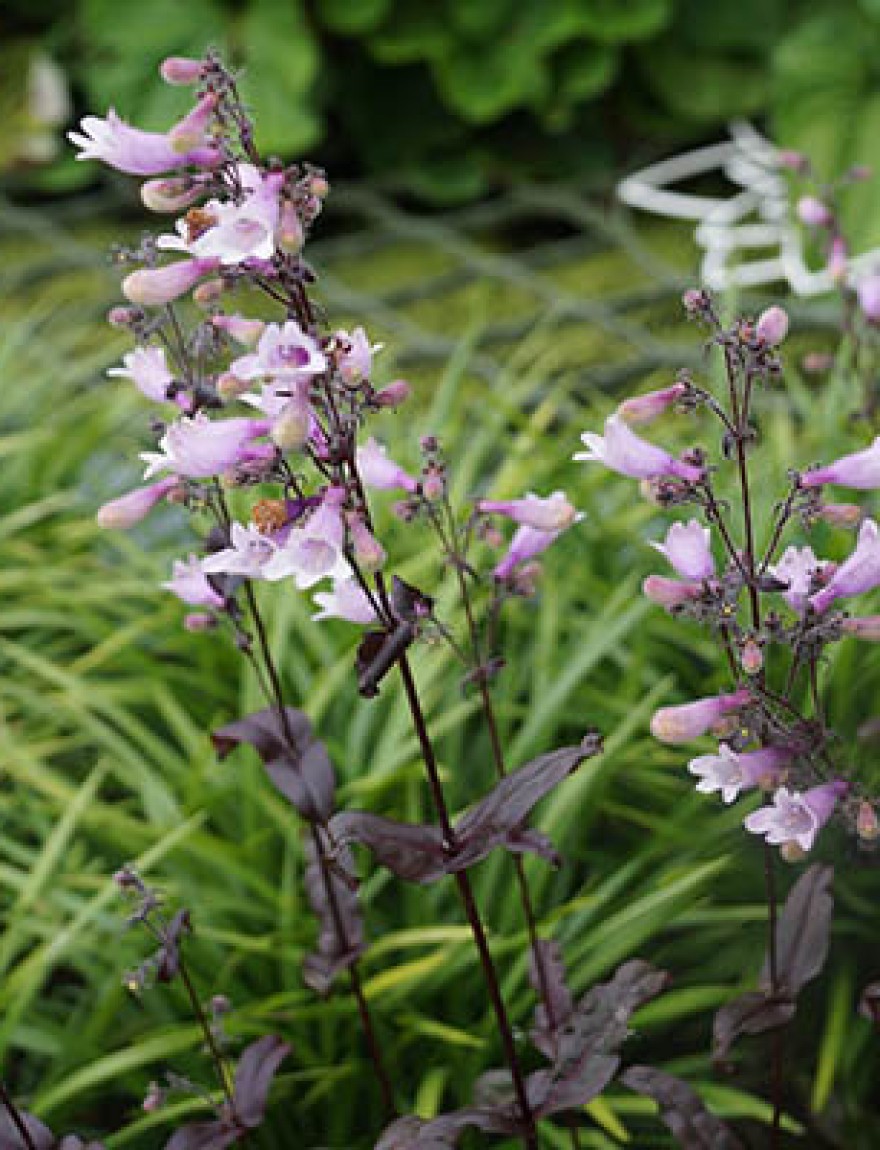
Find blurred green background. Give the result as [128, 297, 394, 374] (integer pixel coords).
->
[1, 2, 879, 1148]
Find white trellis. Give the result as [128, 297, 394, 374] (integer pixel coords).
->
[617, 121, 880, 296]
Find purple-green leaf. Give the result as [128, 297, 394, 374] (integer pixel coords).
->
[212, 706, 336, 824]
[622, 1066, 743, 1150]
[330, 738, 600, 884]
[712, 991, 795, 1064]
[760, 864, 833, 996]
[302, 834, 365, 994]
[233, 1035, 291, 1128]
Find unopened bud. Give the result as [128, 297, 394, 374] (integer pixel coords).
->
[857, 274, 880, 324]
[740, 638, 764, 675]
[107, 305, 140, 328]
[160, 56, 204, 85]
[842, 616, 880, 641]
[184, 612, 216, 632]
[193, 277, 226, 306]
[618, 382, 687, 425]
[755, 305, 789, 347]
[277, 200, 304, 253]
[512, 560, 542, 597]
[847, 164, 872, 183]
[143, 1081, 165, 1112]
[123, 258, 219, 307]
[374, 379, 412, 407]
[308, 174, 330, 199]
[347, 514, 385, 571]
[817, 502, 862, 528]
[682, 288, 708, 314]
[857, 801, 880, 841]
[212, 314, 265, 346]
[797, 196, 832, 228]
[777, 150, 808, 172]
[828, 236, 848, 283]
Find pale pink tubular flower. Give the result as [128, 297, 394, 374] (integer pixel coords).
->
[68, 107, 220, 176]
[617, 382, 687, 425]
[810, 518, 880, 613]
[313, 578, 378, 624]
[230, 319, 326, 383]
[769, 545, 826, 612]
[828, 236, 849, 283]
[141, 413, 271, 479]
[336, 327, 382, 385]
[162, 555, 224, 608]
[650, 519, 714, 581]
[262, 487, 350, 588]
[158, 166, 283, 265]
[650, 688, 752, 745]
[201, 522, 277, 579]
[744, 780, 849, 852]
[688, 743, 790, 804]
[574, 414, 703, 483]
[123, 257, 221, 306]
[97, 477, 179, 528]
[642, 575, 704, 611]
[477, 491, 577, 531]
[817, 503, 862, 528]
[858, 273, 880, 323]
[356, 437, 418, 492]
[493, 525, 562, 582]
[107, 345, 174, 404]
[800, 436, 880, 490]
[167, 93, 218, 154]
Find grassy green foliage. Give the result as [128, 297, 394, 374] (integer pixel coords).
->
[1, 200, 878, 1148]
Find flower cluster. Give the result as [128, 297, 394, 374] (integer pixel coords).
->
[577, 290, 878, 860]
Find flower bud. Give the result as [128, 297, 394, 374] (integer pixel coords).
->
[780, 842, 808, 864]
[841, 616, 880, 641]
[277, 200, 304, 253]
[184, 612, 216, 632]
[650, 689, 752, 745]
[422, 468, 445, 501]
[347, 514, 386, 571]
[797, 196, 832, 228]
[642, 575, 703, 610]
[193, 277, 226, 306]
[97, 477, 179, 528]
[755, 305, 789, 346]
[374, 379, 412, 407]
[308, 173, 330, 199]
[123, 258, 219, 306]
[511, 560, 542, 597]
[141, 176, 205, 213]
[617, 382, 687, 425]
[801, 352, 834, 375]
[857, 801, 880, 841]
[740, 638, 763, 675]
[160, 56, 204, 85]
[817, 502, 863, 528]
[682, 288, 709, 315]
[107, 305, 141, 328]
[143, 1081, 165, 1112]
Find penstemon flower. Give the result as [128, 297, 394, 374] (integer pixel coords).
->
[574, 412, 704, 482]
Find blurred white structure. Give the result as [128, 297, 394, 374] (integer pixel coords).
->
[617, 121, 880, 296]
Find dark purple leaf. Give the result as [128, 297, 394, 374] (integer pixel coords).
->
[357, 624, 416, 698]
[163, 1121, 241, 1150]
[621, 1066, 744, 1150]
[529, 940, 574, 1059]
[556, 960, 671, 1068]
[374, 1106, 518, 1150]
[156, 909, 192, 983]
[0, 1110, 56, 1150]
[859, 981, 880, 1027]
[390, 576, 433, 623]
[760, 864, 833, 997]
[527, 1054, 619, 1118]
[712, 992, 795, 1064]
[232, 1035, 291, 1128]
[212, 706, 336, 824]
[330, 738, 601, 885]
[303, 833, 365, 995]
